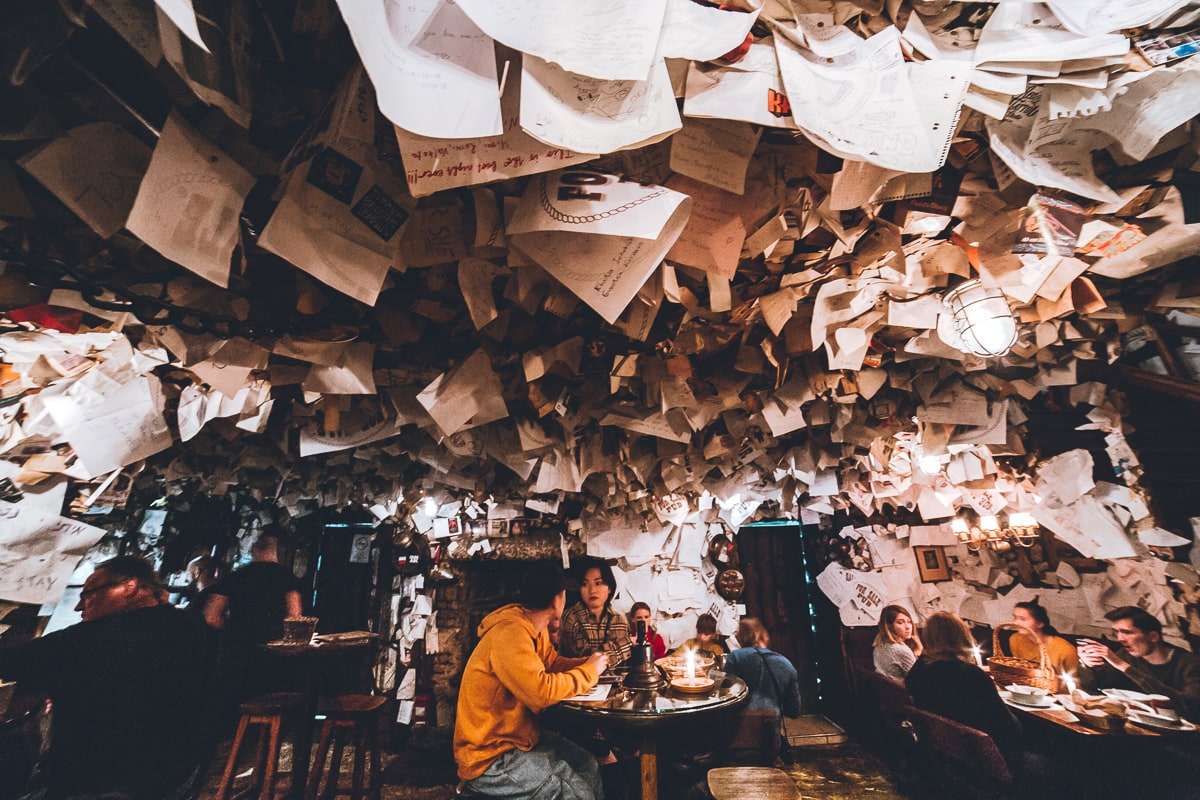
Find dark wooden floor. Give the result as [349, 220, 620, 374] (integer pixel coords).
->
[196, 725, 907, 800]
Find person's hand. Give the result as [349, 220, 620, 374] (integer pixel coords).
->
[1078, 639, 1127, 670]
[587, 651, 610, 675]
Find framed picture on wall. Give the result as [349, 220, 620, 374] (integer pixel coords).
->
[913, 545, 951, 582]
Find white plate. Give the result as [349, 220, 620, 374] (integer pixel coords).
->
[1004, 696, 1058, 710]
[1128, 711, 1196, 732]
[1101, 688, 1163, 703]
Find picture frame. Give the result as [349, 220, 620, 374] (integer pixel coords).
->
[913, 545, 951, 583]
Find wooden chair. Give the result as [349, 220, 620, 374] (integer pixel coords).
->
[904, 705, 1014, 795]
[215, 692, 306, 800]
[707, 766, 800, 800]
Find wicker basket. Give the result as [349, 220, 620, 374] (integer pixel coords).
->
[986, 623, 1058, 692]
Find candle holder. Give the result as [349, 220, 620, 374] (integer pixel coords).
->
[670, 675, 715, 694]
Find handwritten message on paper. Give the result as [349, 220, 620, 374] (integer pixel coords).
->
[396, 68, 595, 197]
[520, 56, 681, 154]
[126, 111, 254, 288]
[508, 169, 692, 323]
[62, 376, 174, 479]
[669, 117, 760, 195]
[0, 501, 106, 605]
[775, 27, 969, 173]
[19, 123, 151, 239]
[335, 0, 502, 139]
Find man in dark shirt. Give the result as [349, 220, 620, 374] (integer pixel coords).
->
[1079, 606, 1200, 717]
[0, 556, 209, 800]
[204, 531, 303, 703]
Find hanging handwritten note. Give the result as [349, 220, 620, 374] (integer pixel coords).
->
[0, 501, 106, 605]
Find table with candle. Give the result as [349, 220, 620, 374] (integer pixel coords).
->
[549, 670, 748, 800]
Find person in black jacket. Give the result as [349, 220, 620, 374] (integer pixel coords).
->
[0, 556, 210, 800]
[905, 611, 1020, 759]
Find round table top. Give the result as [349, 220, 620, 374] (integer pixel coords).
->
[554, 674, 749, 728]
[263, 632, 379, 655]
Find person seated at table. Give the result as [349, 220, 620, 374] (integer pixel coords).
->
[0, 556, 211, 800]
[1078, 606, 1200, 718]
[454, 562, 609, 799]
[726, 618, 801, 718]
[560, 559, 632, 666]
[905, 611, 1020, 759]
[873, 604, 923, 681]
[1008, 600, 1078, 686]
[674, 613, 730, 659]
[628, 602, 666, 660]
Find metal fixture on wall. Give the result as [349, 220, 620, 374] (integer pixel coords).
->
[951, 511, 1040, 552]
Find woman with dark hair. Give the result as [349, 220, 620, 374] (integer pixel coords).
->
[1010, 600, 1078, 685]
[628, 601, 666, 660]
[559, 560, 632, 664]
[873, 604, 923, 680]
[905, 612, 1020, 758]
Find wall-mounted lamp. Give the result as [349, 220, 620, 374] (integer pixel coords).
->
[937, 279, 1019, 358]
[951, 511, 1040, 552]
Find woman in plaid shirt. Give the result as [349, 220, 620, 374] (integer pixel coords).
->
[559, 560, 632, 665]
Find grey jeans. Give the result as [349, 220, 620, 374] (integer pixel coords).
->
[466, 730, 605, 799]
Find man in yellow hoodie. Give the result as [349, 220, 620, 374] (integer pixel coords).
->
[454, 562, 610, 798]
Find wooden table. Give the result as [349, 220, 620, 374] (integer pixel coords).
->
[552, 675, 748, 800]
[263, 634, 378, 800]
[1005, 695, 1198, 738]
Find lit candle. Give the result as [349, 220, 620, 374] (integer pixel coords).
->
[971, 645, 983, 668]
[1063, 671, 1076, 695]
[686, 648, 696, 685]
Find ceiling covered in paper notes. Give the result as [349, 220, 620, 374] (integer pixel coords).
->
[2, 0, 1200, 585]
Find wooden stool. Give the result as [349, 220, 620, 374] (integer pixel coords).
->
[708, 766, 800, 800]
[216, 692, 306, 800]
[305, 694, 386, 800]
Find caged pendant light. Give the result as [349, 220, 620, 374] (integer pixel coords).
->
[937, 279, 1019, 358]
